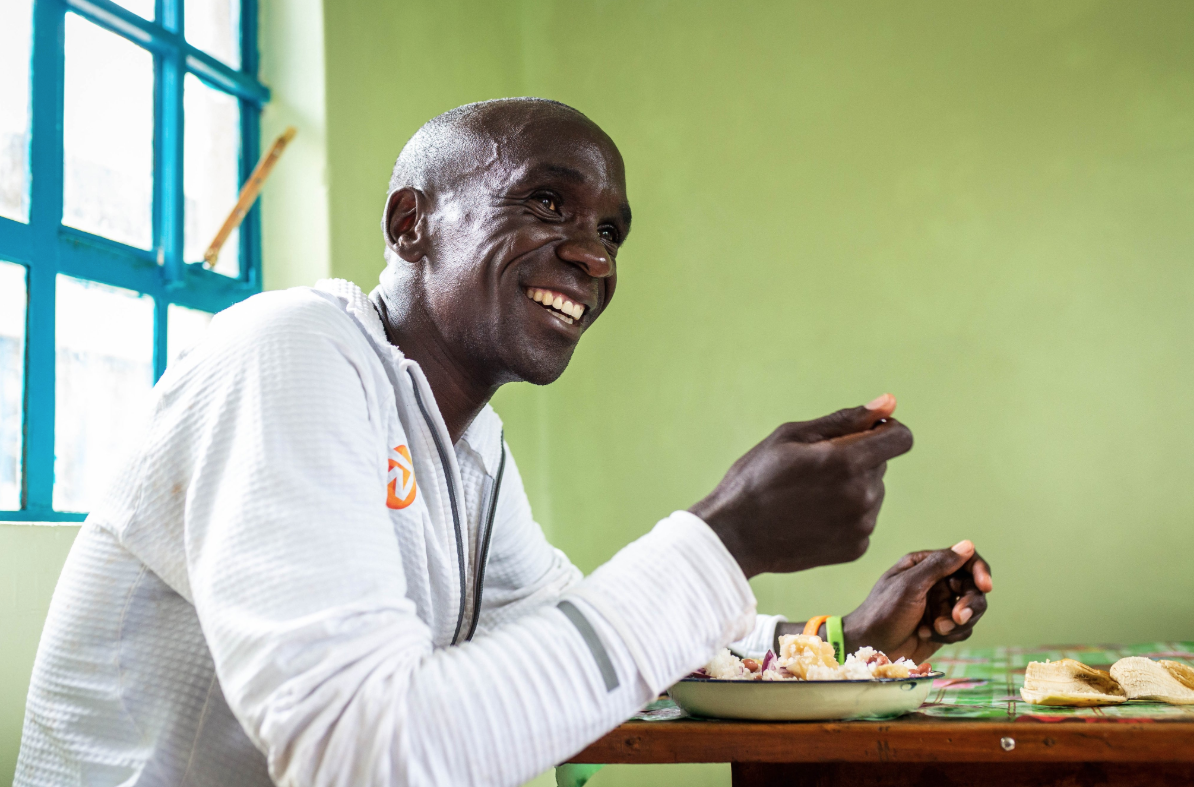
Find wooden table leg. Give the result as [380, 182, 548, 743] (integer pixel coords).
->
[731, 762, 1194, 786]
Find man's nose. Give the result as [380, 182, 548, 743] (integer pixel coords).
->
[557, 237, 614, 278]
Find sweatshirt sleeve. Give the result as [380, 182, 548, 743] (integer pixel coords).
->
[183, 297, 757, 787]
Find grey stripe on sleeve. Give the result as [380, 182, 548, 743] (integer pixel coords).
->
[557, 600, 620, 692]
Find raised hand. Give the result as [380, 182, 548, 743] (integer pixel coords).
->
[839, 541, 993, 664]
[691, 394, 913, 579]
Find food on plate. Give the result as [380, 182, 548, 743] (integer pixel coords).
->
[1110, 657, 1194, 705]
[698, 634, 931, 682]
[1019, 659, 1127, 706]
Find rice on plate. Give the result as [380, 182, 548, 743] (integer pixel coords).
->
[698, 634, 932, 682]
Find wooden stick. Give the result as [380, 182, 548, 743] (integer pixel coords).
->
[203, 126, 297, 268]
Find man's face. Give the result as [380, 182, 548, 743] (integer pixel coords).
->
[395, 115, 631, 387]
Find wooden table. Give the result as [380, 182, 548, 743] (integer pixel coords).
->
[571, 716, 1194, 786]
[568, 643, 1194, 786]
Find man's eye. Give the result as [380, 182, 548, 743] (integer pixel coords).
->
[536, 195, 558, 212]
[599, 227, 620, 244]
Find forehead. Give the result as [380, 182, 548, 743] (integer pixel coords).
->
[487, 116, 627, 197]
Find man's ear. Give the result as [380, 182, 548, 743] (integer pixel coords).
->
[383, 187, 428, 262]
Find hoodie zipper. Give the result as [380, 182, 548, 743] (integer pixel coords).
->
[408, 371, 469, 646]
[465, 433, 505, 642]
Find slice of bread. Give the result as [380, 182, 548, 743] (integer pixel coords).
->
[1110, 657, 1194, 705]
[1020, 659, 1127, 706]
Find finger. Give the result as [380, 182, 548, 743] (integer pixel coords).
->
[830, 419, 914, 469]
[905, 541, 974, 592]
[882, 550, 928, 580]
[924, 578, 955, 633]
[889, 549, 935, 575]
[967, 552, 994, 593]
[936, 586, 988, 639]
[932, 626, 977, 645]
[884, 545, 954, 580]
[930, 592, 961, 635]
[911, 627, 944, 664]
[781, 394, 896, 444]
[952, 587, 988, 627]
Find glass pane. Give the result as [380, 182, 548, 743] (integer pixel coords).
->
[62, 13, 154, 250]
[186, 0, 241, 68]
[54, 276, 155, 513]
[0, 261, 27, 510]
[112, 0, 154, 20]
[0, 0, 33, 223]
[166, 303, 212, 366]
[184, 74, 241, 277]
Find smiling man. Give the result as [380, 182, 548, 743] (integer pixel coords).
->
[17, 99, 991, 787]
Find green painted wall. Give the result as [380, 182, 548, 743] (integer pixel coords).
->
[0, 525, 78, 785]
[324, 2, 1194, 783]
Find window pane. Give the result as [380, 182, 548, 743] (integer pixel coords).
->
[186, 0, 241, 68]
[54, 275, 155, 513]
[0, 261, 27, 510]
[112, 0, 154, 20]
[0, 0, 33, 223]
[184, 74, 241, 278]
[166, 303, 213, 366]
[62, 13, 154, 250]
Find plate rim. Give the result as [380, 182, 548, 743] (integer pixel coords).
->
[675, 670, 945, 686]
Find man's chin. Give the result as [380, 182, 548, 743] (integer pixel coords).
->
[506, 346, 576, 386]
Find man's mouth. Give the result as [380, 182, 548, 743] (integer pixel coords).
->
[525, 287, 587, 325]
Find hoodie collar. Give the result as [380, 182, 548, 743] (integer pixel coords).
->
[313, 278, 401, 360]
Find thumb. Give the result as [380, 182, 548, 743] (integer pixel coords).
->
[906, 540, 975, 592]
[785, 394, 897, 443]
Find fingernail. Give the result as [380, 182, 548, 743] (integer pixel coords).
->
[865, 393, 894, 411]
[918, 626, 932, 639]
[957, 607, 973, 625]
[951, 539, 974, 556]
[935, 617, 956, 634]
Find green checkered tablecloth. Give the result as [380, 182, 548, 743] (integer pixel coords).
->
[627, 642, 1194, 723]
[918, 641, 1194, 721]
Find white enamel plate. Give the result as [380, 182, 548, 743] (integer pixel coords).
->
[667, 673, 943, 721]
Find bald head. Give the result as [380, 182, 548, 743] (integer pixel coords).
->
[388, 98, 604, 197]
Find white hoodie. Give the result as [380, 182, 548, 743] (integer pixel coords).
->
[16, 280, 777, 787]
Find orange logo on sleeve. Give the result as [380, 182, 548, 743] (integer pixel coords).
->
[386, 445, 417, 509]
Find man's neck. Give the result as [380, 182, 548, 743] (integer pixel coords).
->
[372, 292, 497, 445]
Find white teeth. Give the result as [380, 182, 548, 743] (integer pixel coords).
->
[526, 287, 584, 324]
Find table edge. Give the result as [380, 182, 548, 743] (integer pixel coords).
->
[568, 720, 1194, 764]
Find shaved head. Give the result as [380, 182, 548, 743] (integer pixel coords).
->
[387, 98, 598, 198]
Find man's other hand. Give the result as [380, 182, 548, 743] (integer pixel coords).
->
[842, 540, 993, 663]
[691, 394, 913, 579]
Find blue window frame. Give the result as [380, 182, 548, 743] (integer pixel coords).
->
[0, 0, 267, 522]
